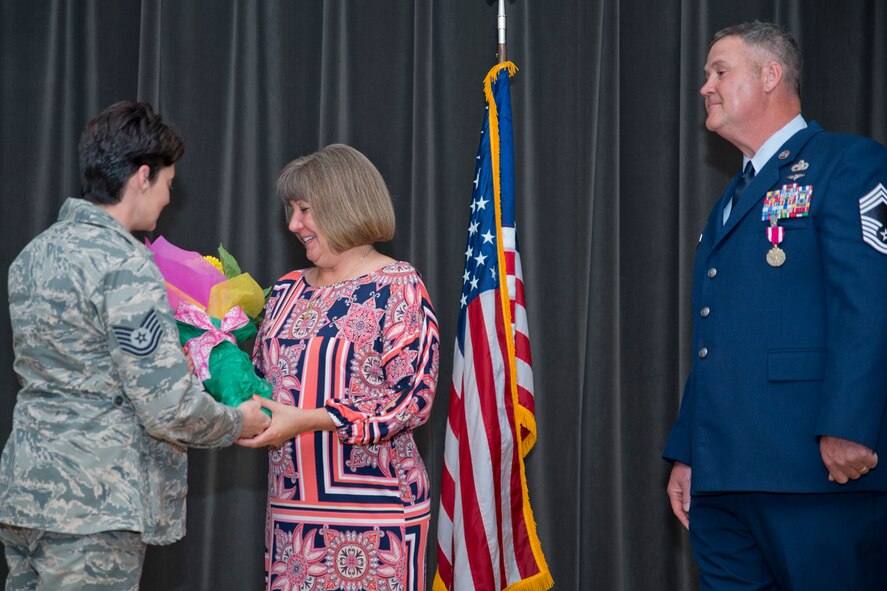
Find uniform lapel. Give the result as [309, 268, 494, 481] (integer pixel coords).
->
[713, 122, 824, 249]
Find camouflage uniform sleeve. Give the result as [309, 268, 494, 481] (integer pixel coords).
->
[98, 256, 243, 448]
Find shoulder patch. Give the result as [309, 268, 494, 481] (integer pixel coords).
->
[112, 309, 164, 357]
[859, 183, 887, 255]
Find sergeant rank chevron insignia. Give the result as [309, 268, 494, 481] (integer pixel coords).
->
[860, 183, 887, 255]
[112, 309, 164, 357]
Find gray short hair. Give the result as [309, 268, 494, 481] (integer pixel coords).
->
[711, 21, 802, 98]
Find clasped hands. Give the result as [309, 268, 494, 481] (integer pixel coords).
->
[235, 395, 336, 448]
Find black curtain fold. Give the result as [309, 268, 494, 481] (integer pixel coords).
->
[2, 1, 885, 589]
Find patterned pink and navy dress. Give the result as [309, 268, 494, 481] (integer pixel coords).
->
[253, 262, 439, 591]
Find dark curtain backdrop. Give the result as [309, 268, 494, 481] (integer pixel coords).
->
[1, 1, 885, 589]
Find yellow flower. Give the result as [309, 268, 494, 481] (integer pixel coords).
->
[204, 255, 224, 273]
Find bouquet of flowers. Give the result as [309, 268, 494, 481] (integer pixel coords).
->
[146, 236, 272, 410]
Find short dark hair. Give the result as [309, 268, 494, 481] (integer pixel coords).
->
[78, 101, 185, 204]
[711, 21, 802, 98]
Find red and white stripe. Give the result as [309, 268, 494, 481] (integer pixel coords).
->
[435, 227, 547, 591]
[503, 227, 536, 446]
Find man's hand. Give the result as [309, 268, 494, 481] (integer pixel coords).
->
[820, 435, 878, 484]
[236, 398, 272, 439]
[667, 461, 692, 530]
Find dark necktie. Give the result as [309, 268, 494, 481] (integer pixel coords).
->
[729, 161, 755, 218]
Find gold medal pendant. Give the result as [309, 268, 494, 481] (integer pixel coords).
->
[765, 215, 786, 267]
[766, 245, 786, 267]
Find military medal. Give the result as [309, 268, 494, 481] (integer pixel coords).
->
[766, 215, 786, 267]
[766, 244, 786, 266]
[761, 179, 815, 267]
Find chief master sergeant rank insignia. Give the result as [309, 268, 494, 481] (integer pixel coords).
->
[860, 183, 887, 255]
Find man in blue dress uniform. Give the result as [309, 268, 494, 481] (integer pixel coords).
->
[663, 21, 887, 590]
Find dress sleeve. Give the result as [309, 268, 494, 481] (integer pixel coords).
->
[100, 258, 242, 448]
[326, 274, 440, 445]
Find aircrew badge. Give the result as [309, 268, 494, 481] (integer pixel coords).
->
[112, 309, 163, 357]
[787, 160, 809, 181]
[859, 183, 887, 255]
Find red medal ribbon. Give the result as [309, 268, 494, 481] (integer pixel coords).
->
[767, 225, 785, 247]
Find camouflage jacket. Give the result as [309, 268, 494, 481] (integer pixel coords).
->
[0, 198, 243, 545]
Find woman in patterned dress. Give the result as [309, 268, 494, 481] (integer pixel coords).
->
[238, 144, 439, 591]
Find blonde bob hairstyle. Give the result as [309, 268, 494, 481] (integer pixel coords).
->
[277, 144, 396, 254]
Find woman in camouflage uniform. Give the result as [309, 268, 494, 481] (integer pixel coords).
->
[0, 101, 270, 590]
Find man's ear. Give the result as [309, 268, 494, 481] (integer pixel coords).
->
[762, 60, 783, 93]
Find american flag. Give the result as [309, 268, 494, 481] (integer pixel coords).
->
[434, 62, 552, 591]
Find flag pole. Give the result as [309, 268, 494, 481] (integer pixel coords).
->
[434, 9, 553, 589]
[497, 0, 507, 63]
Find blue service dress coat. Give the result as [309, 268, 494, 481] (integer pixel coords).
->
[663, 121, 887, 494]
